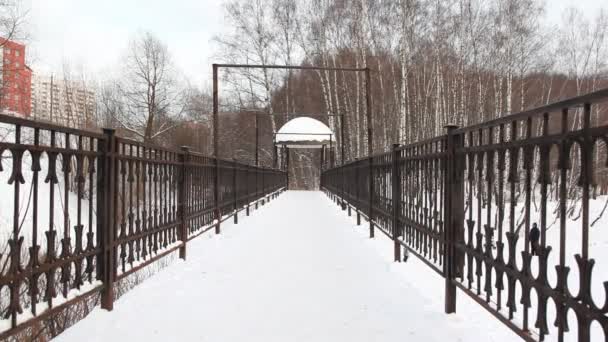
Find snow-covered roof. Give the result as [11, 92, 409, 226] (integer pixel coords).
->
[275, 117, 333, 148]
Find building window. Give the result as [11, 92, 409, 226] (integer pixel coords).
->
[15, 50, 19, 57]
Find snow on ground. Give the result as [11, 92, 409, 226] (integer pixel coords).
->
[56, 191, 519, 342]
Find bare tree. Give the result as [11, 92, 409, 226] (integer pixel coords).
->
[0, 0, 26, 45]
[114, 32, 184, 142]
[0, 0, 28, 112]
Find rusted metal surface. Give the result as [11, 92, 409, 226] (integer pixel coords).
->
[0, 115, 286, 339]
[322, 89, 608, 341]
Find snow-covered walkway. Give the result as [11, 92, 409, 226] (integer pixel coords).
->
[57, 191, 513, 342]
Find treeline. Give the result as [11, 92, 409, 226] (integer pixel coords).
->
[24, 1, 607, 190]
[210, 0, 607, 189]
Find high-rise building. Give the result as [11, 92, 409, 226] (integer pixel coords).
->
[0, 38, 32, 116]
[30, 74, 95, 128]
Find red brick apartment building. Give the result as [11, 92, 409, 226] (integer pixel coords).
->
[0, 38, 32, 116]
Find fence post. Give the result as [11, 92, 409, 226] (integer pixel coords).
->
[178, 147, 190, 260]
[97, 128, 116, 310]
[215, 158, 221, 234]
[233, 158, 238, 224]
[356, 159, 361, 226]
[255, 166, 259, 210]
[341, 166, 346, 211]
[444, 125, 463, 314]
[286, 147, 290, 190]
[260, 169, 266, 205]
[369, 155, 374, 238]
[246, 166, 250, 216]
[392, 143, 402, 262]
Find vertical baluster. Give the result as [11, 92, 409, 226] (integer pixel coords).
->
[45, 130, 58, 309]
[535, 113, 551, 338]
[127, 144, 135, 266]
[506, 120, 519, 320]
[522, 116, 534, 332]
[8, 124, 24, 327]
[29, 127, 41, 316]
[475, 129, 484, 296]
[74, 135, 85, 289]
[577, 103, 592, 342]
[484, 126, 494, 302]
[135, 145, 141, 262]
[556, 108, 570, 342]
[85, 137, 95, 282]
[142, 147, 149, 260]
[119, 143, 127, 272]
[495, 124, 506, 311]
[60, 132, 72, 298]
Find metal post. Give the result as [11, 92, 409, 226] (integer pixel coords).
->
[213, 63, 219, 158]
[98, 128, 116, 310]
[365, 67, 374, 238]
[261, 173, 264, 203]
[320, 144, 325, 170]
[254, 113, 260, 209]
[340, 113, 345, 165]
[341, 165, 346, 210]
[319, 145, 324, 190]
[233, 158, 238, 224]
[212, 64, 221, 234]
[356, 158, 361, 226]
[392, 143, 401, 262]
[246, 165, 250, 217]
[286, 147, 290, 189]
[255, 113, 259, 167]
[329, 135, 334, 168]
[444, 125, 463, 314]
[179, 146, 190, 260]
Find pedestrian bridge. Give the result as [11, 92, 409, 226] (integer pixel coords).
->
[54, 191, 503, 342]
[1, 89, 608, 342]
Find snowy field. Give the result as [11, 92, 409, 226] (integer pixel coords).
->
[55, 191, 519, 342]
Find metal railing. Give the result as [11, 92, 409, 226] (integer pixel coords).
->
[0, 114, 287, 339]
[322, 88, 608, 342]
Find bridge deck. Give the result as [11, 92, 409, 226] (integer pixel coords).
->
[57, 191, 510, 342]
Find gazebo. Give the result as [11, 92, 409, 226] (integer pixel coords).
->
[274, 117, 335, 188]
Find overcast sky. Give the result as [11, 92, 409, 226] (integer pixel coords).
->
[24, 0, 226, 86]
[21, 0, 605, 87]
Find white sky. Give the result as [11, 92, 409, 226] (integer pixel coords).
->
[24, 0, 226, 87]
[20, 0, 605, 88]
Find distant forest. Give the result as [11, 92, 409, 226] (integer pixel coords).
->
[49, 1, 608, 190]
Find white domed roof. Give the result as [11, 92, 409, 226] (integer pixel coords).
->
[276, 117, 333, 148]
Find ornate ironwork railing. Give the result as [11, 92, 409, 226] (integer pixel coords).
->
[322, 88, 608, 342]
[0, 114, 287, 339]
